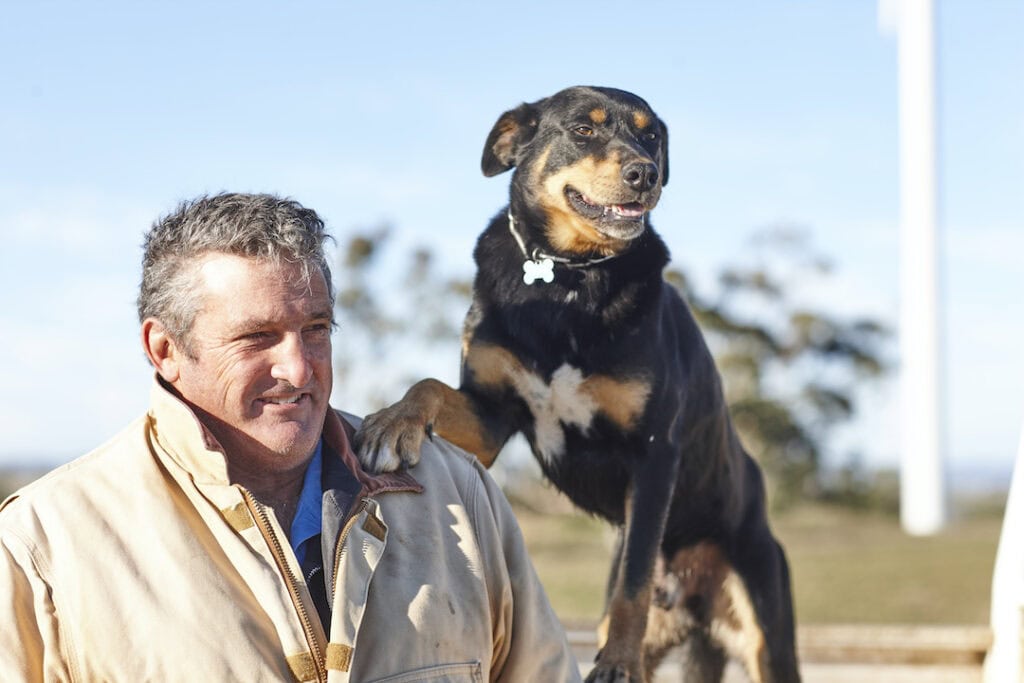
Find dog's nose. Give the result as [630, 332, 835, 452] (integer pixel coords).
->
[622, 161, 659, 191]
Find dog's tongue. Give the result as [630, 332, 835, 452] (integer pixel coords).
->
[607, 203, 646, 218]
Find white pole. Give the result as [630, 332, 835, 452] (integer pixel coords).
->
[984, 422, 1024, 681]
[895, 0, 948, 535]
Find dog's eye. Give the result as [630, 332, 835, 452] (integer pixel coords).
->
[643, 131, 659, 142]
[574, 125, 594, 137]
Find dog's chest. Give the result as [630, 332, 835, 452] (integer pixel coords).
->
[511, 363, 601, 464]
[465, 343, 650, 465]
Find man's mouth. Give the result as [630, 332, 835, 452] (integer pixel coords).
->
[259, 394, 306, 406]
[565, 187, 647, 223]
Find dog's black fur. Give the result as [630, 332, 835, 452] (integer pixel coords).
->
[357, 86, 800, 683]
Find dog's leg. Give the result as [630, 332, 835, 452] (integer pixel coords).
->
[588, 457, 677, 683]
[727, 462, 801, 683]
[767, 541, 801, 683]
[354, 378, 507, 472]
[638, 564, 693, 682]
[730, 536, 800, 683]
[678, 632, 727, 682]
[600, 533, 624, 640]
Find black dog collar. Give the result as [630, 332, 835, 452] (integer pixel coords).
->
[506, 209, 619, 285]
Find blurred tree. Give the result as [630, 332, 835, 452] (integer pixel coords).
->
[334, 224, 889, 508]
[332, 226, 471, 414]
[668, 226, 889, 507]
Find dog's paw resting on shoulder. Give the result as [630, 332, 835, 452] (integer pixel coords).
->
[353, 401, 429, 473]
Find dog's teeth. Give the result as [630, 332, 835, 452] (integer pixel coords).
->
[612, 204, 644, 218]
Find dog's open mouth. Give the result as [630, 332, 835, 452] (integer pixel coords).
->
[565, 187, 648, 240]
[566, 187, 646, 221]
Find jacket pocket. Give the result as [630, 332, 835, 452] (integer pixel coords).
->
[366, 660, 483, 683]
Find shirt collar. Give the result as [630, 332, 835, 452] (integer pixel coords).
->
[290, 439, 324, 563]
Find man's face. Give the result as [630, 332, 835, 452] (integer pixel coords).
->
[170, 253, 334, 474]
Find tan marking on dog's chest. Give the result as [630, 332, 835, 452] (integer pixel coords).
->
[465, 343, 521, 388]
[579, 375, 650, 430]
[465, 343, 649, 463]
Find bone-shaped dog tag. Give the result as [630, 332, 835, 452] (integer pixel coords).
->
[523, 258, 555, 285]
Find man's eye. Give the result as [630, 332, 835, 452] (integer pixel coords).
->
[305, 324, 332, 337]
[574, 125, 594, 137]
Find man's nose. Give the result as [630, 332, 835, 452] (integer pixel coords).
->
[271, 335, 314, 388]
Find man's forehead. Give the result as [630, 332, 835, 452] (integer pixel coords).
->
[195, 253, 322, 290]
[193, 253, 332, 317]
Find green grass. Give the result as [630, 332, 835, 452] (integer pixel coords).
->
[776, 505, 1000, 624]
[515, 507, 616, 625]
[514, 496, 1003, 627]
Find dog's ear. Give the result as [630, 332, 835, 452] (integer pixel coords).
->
[657, 118, 669, 186]
[481, 102, 540, 177]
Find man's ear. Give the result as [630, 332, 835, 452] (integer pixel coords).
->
[481, 101, 542, 177]
[142, 318, 182, 383]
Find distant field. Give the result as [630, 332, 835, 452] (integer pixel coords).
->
[514, 495, 1003, 628]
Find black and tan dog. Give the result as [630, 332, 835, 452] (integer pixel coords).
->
[356, 86, 800, 683]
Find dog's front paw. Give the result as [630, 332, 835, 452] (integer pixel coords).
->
[585, 648, 644, 683]
[584, 663, 640, 683]
[353, 402, 430, 473]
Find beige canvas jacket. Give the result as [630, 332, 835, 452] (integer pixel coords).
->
[0, 380, 580, 682]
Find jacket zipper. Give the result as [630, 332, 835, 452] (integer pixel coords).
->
[241, 489, 327, 683]
[330, 498, 371, 604]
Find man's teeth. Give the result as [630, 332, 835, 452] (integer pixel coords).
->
[265, 395, 301, 404]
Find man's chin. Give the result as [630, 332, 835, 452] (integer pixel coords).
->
[252, 401, 326, 445]
[230, 419, 323, 469]
[261, 429, 322, 462]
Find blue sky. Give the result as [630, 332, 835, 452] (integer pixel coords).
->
[1, 1, 1021, 478]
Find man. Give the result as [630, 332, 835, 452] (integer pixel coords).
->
[0, 193, 580, 682]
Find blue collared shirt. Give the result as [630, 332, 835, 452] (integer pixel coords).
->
[290, 440, 323, 564]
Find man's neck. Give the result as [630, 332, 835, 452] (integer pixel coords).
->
[232, 461, 308, 538]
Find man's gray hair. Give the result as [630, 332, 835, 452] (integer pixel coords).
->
[138, 192, 334, 357]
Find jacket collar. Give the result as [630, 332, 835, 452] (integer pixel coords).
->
[147, 376, 422, 494]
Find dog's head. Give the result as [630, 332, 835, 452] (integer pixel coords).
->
[482, 86, 669, 256]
